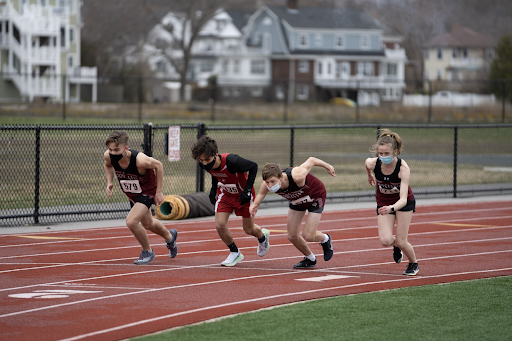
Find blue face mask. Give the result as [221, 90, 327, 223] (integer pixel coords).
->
[379, 155, 394, 164]
[266, 181, 281, 193]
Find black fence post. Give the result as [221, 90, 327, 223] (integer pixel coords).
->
[143, 123, 153, 157]
[62, 74, 66, 121]
[138, 76, 143, 122]
[502, 79, 506, 123]
[290, 127, 295, 167]
[196, 122, 207, 192]
[428, 80, 432, 123]
[283, 83, 288, 123]
[453, 126, 458, 198]
[34, 126, 41, 224]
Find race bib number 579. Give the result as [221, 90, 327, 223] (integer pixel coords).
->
[120, 180, 142, 193]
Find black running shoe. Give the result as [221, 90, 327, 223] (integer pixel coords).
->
[393, 246, 403, 263]
[293, 257, 317, 269]
[403, 262, 419, 276]
[166, 229, 178, 258]
[321, 234, 334, 261]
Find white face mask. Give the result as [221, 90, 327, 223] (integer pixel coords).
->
[266, 181, 281, 193]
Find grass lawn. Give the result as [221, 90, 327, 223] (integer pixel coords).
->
[132, 276, 512, 341]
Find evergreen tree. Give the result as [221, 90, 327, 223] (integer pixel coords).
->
[489, 35, 512, 103]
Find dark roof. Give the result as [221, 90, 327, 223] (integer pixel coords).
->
[424, 24, 496, 48]
[267, 5, 382, 30]
[226, 9, 255, 32]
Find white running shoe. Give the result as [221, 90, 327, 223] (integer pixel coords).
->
[257, 228, 270, 257]
[221, 251, 244, 266]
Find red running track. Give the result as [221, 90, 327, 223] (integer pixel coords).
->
[1, 201, 511, 341]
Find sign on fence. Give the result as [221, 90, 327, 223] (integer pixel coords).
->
[168, 126, 180, 162]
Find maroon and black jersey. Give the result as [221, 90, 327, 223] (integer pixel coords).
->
[201, 153, 257, 197]
[110, 149, 157, 204]
[374, 158, 414, 206]
[276, 168, 326, 209]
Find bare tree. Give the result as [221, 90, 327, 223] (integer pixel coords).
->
[145, 0, 245, 102]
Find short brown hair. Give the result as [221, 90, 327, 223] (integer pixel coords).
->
[261, 163, 282, 180]
[191, 135, 218, 160]
[106, 130, 129, 147]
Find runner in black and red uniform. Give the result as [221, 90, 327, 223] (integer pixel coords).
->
[104, 130, 177, 265]
[191, 136, 269, 267]
[251, 157, 336, 269]
[365, 129, 419, 275]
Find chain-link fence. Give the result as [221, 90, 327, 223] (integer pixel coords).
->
[1, 123, 511, 226]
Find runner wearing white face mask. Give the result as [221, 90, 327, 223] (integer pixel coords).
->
[365, 129, 419, 276]
[250, 157, 336, 269]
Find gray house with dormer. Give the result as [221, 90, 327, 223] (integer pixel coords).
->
[216, 0, 406, 105]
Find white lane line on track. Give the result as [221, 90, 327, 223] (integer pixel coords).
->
[0, 203, 511, 243]
[2, 255, 511, 322]
[1, 230, 511, 276]
[1, 246, 511, 296]
[51, 266, 511, 341]
[2, 220, 511, 261]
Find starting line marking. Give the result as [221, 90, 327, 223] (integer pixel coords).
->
[13, 235, 86, 240]
[295, 275, 356, 282]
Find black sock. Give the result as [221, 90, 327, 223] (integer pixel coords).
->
[228, 242, 238, 253]
[258, 235, 266, 243]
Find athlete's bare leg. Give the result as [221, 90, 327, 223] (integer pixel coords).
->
[301, 212, 325, 242]
[242, 216, 263, 239]
[215, 212, 234, 245]
[286, 209, 312, 256]
[395, 211, 416, 263]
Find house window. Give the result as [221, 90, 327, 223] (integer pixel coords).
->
[156, 60, 166, 73]
[314, 34, 322, 47]
[233, 59, 240, 74]
[335, 35, 345, 49]
[424, 69, 429, 80]
[69, 27, 74, 43]
[298, 33, 308, 48]
[251, 59, 265, 74]
[200, 62, 214, 72]
[424, 49, 429, 60]
[298, 60, 309, 73]
[60, 27, 65, 47]
[387, 63, 397, 76]
[361, 35, 370, 49]
[486, 48, 494, 59]
[357, 62, 374, 76]
[297, 84, 309, 100]
[222, 59, 229, 74]
[318, 61, 322, 75]
[216, 19, 226, 31]
[68, 55, 74, 67]
[327, 62, 331, 74]
[436, 69, 443, 80]
[437, 48, 443, 60]
[252, 33, 261, 46]
[40, 0, 47, 6]
[232, 87, 240, 97]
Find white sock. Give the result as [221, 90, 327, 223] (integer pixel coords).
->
[306, 253, 316, 261]
[322, 234, 329, 244]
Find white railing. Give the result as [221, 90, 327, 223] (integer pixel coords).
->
[403, 93, 496, 107]
[68, 66, 98, 83]
[385, 49, 406, 59]
[449, 58, 484, 68]
[31, 76, 59, 96]
[30, 46, 58, 63]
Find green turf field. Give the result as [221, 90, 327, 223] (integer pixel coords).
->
[132, 276, 512, 341]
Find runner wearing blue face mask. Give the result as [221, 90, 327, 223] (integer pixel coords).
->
[365, 129, 419, 276]
[250, 158, 336, 269]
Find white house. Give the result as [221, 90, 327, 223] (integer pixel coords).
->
[0, 0, 97, 103]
